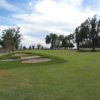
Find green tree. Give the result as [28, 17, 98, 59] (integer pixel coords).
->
[88, 15, 100, 51]
[2, 27, 21, 51]
[37, 44, 41, 49]
[61, 35, 74, 49]
[62, 36, 68, 49]
[13, 27, 22, 50]
[45, 33, 58, 49]
[74, 27, 80, 50]
[67, 34, 74, 48]
[32, 45, 35, 49]
[23, 46, 26, 50]
[59, 35, 64, 48]
[75, 15, 100, 51]
[0, 39, 4, 49]
[29, 46, 32, 49]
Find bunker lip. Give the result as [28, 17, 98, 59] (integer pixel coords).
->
[1, 59, 19, 61]
[21, 55, 41, 59]
[1, 55, 42, 61]
[22, 58, 51, 63]
[13, 53, 29, 56]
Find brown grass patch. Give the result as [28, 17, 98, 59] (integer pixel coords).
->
[0, 69, 8, 79]
[18, 83, 32, 86]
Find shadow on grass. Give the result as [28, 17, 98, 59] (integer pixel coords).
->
[77, 49, 100, 52]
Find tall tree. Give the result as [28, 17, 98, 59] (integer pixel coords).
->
[88, 15, 100, 51]
[1, 27, 21, 52]
[45, 33, 58, 49]
[37, 44, 41, 49]
[67, 34, 74, 48]
[59, 35, 64, 48]
[13, 27, 21, 50]
[62, 36, 67, 49]
[0, 39, 4, 49]
[74, 27, 80, 50]
[78, 21, 89, 48]
[74, 15, 100, 51]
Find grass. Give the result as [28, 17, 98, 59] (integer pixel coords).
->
[0, 49, 100, 100]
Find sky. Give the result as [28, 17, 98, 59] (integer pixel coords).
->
[0, 0, 100, 48]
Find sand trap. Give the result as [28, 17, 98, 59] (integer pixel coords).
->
[13, 53, 29, 56]
[22, 58, 51, 63]
[1, 53, 51, 63]
[21, 55, 41, 59]
[2, 59, 19, 61]
[0, 53, 8, 56]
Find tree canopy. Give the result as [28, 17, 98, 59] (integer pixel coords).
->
[74, 15, 100, 51]
[0, 27, 22, 51]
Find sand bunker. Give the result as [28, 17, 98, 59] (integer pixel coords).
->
[22, 58, 51, 63]
[21, 55, 41, 59]
[0, 53, 8, 56]
[1, 53, 51, 63]
[13, 53, 29, 56]
[2, 59, 19, 61]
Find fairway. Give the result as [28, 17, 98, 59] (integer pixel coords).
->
[0, 50, 100, 100]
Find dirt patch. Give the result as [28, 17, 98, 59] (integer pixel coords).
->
[18, 83, 32, 86]
[0, 69, 8, 79]
[13, 53, 29, 56]
[21, 55, 41, 59]
[22, 58, 51, 63]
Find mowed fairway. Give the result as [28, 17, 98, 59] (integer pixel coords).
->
[0, 50, 100, 100]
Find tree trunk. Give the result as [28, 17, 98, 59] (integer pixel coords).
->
[51, 40, 53, 49]
[77, 42, 79, 50]
[12, 47, 14, 52]
[8, 46, 11, 59]
[92, 41, 95, 51]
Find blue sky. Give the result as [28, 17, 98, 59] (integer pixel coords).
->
[0, 0, 100, 47]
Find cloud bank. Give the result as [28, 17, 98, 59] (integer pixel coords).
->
[0, 0, 99, 48]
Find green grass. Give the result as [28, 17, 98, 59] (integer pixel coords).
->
[0, 49, 100, 100]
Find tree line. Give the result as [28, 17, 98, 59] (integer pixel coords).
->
[1, 15, 100, 52]
[45, 33, 74, 49]
[45, 15, 100, 51]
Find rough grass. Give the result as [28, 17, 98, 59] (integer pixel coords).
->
[0, 49, 100, 100]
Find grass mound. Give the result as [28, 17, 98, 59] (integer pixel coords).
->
[0, 52, 66, 69]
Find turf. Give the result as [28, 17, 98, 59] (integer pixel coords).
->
[0, 49, 100, 100]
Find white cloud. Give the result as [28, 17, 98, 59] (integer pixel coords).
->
[0, 0, 100, 48]
[28, 2, 32, 6]
[14, 0, 96, 26]
[14, 0, 96, 35]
